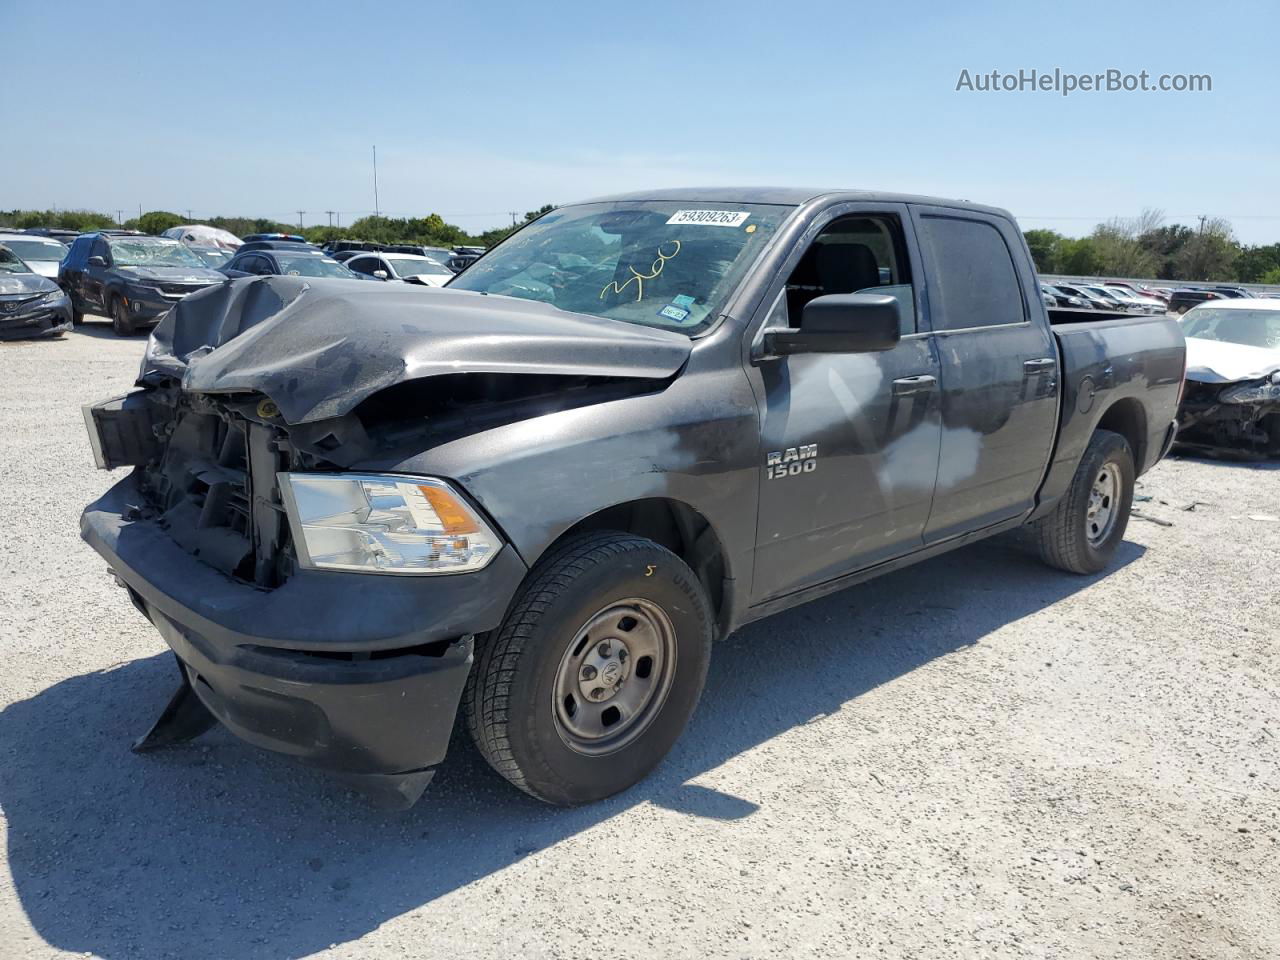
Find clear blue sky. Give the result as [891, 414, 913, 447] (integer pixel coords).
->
[3, 0, 1277, 241]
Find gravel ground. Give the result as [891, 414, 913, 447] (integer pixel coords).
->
[1, 320, 1277, 960]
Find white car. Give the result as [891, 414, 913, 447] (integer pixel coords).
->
[1103, 285, 1165, 314]
[1177, 298, 1280, 454]
[0, 233, 70, 280]
[344, 252, 454, 287]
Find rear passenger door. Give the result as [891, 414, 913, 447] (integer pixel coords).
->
[909, 206, 1060, 541]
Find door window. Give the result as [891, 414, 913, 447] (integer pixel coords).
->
[915, 216, 1024, 331]
[784, 215, 916, 335]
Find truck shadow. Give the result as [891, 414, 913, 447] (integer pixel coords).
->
[0, 537, 1143, 959]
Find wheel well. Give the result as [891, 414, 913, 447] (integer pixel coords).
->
[1096, 398, 1147, 469]
[554, 499, 729, 630]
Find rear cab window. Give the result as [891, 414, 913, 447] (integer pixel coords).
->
[914, 215, 1026, 331]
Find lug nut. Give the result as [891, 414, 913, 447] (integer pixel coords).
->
[580, 664, 598, 681]
[590, 687, 606, 701]
[597, 641, 611, 657]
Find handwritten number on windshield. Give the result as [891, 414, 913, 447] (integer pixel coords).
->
[600, 240, 682, 302]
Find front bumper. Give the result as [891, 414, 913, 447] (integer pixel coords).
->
[121, 285, 216, 322]
[0, 299, 73, 340]
[81, 472, 528, 800]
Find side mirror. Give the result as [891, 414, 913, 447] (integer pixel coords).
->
[763, 293, 901, 356]
[372, 269, 389, 280]
[88, 255, 107, 268]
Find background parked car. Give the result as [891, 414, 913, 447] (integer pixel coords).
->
[344, 252, 454, 286]
[1176, 299, 1280, 455]
[1041, 283, 1091, 309]
[161, 224, 243, 251]
[59, 233, 226, 335]
[237, 238, 323, 253]
[1052, 283, 1121, 311]
[0, 244, 74, 340]
[1168, 288, 1226, 314]
[220, 247, 358, 279]
[1079, 285, 1132, 310]
[1102, 285, 1164, 314]
[0, 233, 69, 281]
[21, 227, 80, 245]
[240, 233, 307, 244]
[190, 246, 234, 269]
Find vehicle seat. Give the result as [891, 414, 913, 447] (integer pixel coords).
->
[786, 241, 881, 324]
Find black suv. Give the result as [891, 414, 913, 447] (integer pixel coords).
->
[1167, 287, 1226, 315]
[60, 234, 226, 335]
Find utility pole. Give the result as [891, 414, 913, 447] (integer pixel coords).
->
[509, 211, 520, 226]
[186, 209, 193, 221]
[325, 210, 336, 228]
[296, 210, 306, 230]
[115, 210, 124, 225]
[372, 145, 380, 218]
[138, 203, 142, 220]
[1197, 215, 1207, 236]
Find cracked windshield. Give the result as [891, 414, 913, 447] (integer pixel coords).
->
[448, 201, 790, 333]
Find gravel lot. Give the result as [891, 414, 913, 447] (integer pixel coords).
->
[1, 319, 1277, 960]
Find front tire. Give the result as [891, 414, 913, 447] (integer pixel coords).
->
[110, 295, 134, 336]
[464, 531, 713, 805]
[1030, 429, 1135, 574]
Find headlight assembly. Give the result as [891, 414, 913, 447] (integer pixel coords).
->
[278, 473, 502, 575]
[1219, 378, 1280, 405]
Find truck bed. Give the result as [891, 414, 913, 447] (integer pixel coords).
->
[1032, 310, 1185, 518]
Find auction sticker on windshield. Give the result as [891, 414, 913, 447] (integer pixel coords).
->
[665, 209, 750, 227]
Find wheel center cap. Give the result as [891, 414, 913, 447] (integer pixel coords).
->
[600, 660, 623, 686]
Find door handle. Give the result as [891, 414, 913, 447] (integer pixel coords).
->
[1023, 357, 1056, 372]
[892, 375, 937, 396]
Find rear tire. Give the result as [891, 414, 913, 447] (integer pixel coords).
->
[463, 531, 713, 805]
[1030, 429, 1135, 575]
[110, 295, 134, 336]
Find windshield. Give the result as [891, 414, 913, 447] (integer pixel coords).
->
[1182, 308, 1280, 350]
[193, 247, 232, 267]
[0, 247, 33, 274]
[448, 201, 791, 333]
[2, 238, 68, 262]
[386, 255, 452, 277]
[110, 238, 205, 268]
[275, 253, 355, 278]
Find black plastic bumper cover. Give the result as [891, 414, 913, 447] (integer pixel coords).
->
[81, 472, 528, 790]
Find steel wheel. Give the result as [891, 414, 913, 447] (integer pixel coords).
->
[1086, 462, 1121, 546]
[552, 598, 677, 756]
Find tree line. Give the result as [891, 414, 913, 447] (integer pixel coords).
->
[0, 204, 556, 251]
[1025, 209, 1280, 284]
[4, 205, 1278, 283]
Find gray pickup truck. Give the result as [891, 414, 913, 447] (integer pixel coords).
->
[81, 188, 1186, 808]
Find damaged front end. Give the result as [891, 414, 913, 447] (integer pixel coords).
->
[1176, 372, 1280, 457]
[80, 275, 688, 804]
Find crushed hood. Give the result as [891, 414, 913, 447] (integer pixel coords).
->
[1185, 336, 1280, 384]
[140, 275, 692, 424]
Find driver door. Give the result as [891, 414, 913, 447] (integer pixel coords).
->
[746, 204, 943, 603]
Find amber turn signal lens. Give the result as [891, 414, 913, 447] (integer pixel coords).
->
[418, 484, 478, 534]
